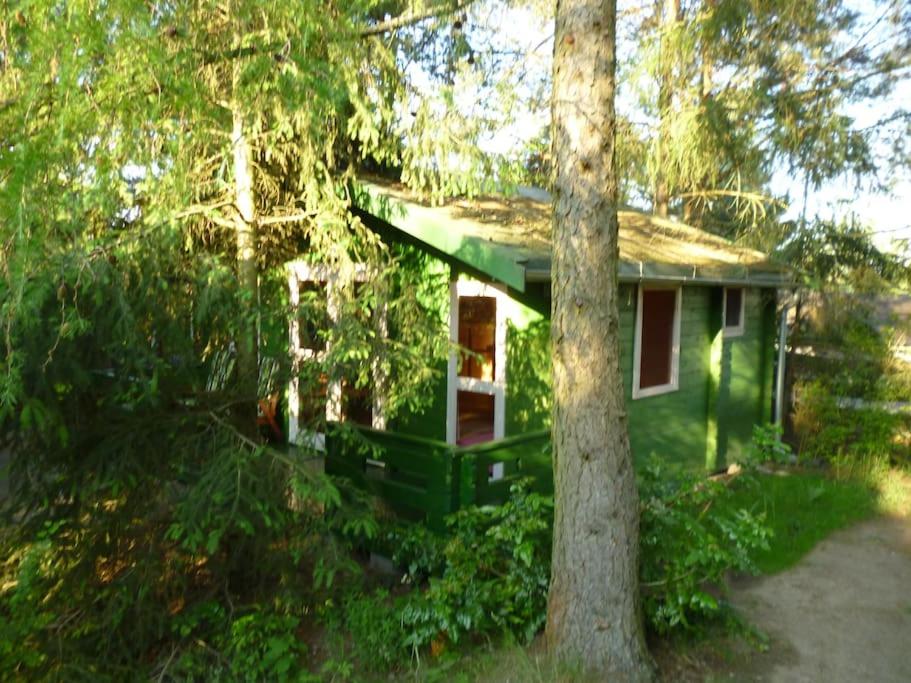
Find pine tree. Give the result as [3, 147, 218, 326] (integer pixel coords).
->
[624, 0, 911, 238]
[547, 0, 653, 677]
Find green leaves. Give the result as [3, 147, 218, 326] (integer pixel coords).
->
[639, 460, 772, 633]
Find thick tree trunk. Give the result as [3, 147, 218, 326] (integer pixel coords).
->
[232, 106, 259, 435]
[654, 0, 680, 218]
[546, 0, 652, 679]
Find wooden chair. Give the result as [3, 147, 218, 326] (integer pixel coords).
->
[204, 350, 283, 441]
[256, 356, 283, 440]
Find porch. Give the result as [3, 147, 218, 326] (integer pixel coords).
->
[325, 425, 552, 531]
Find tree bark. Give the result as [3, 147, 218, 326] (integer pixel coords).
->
[232, 104, 259, 436]
[654, 0, 680, 218]
[546, 0, 652, 679]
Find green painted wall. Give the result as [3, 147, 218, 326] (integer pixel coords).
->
[620, 285, 713, 469]
[505, 316, 551, 434]
[393, 359, 449, 440]
[388, 253, 451, 442]
[715, 288, 777, 466]
[377, 251, 775, 471]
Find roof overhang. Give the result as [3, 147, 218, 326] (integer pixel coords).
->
[527, 262, 792, 287]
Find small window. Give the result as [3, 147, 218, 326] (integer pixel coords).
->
[723, 288, 745, 337]
[298, 371, 328, 426]
[458, 296, 496, 381]
[633, 286, 681, 399]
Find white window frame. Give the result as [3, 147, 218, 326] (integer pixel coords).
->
[446, 279, 508, 445]
[287, 261, 386, 450]
[632, 284, 682, 400]
[722, 287, 746, 338]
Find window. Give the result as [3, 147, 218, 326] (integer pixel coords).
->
[447, 280, 507, 445]
[342, 380, 373, 427]
[287, 262, 385, 448]
[297, 369, 328, 425]
[298, 281, 329, 351]
[458, 296, 497, 380]
[633, 286, 681, 399]
[723, 287, 745, 337]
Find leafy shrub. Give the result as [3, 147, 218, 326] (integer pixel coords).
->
[402, 483, 553, 649]
[638, 461, 772, 633]
[379, 522, 446, 582]
[0, 536, 55, 676]
[222, 610, 307, 682]
[793, 379, 904, 463]
[165, 605, 310, 682]
[322, 483, 552, 670]
[0, 433, 361, 680]
[747, 423, 794, 465]
[325, 466, 773, 672]
[337, 589, 412, 671]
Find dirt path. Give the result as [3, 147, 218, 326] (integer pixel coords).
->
[729, 515, 911, 682]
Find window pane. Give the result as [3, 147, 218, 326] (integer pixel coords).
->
[457, 390, 495, 445]
[342, 380, 373, 427]
[725, 288, 743, 328]
[458, 296, 496, 380]
[639, 289, 676, 389]
[298, 372, 328, 425]
[299, 281, 329, 351]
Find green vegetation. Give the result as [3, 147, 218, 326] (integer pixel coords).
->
[727, 471, 877, 575]
[311, 466, 773, 674]
[0, 0, 908, 679]
[396, 642, 595, 683]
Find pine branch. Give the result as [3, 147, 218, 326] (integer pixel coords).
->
[360, 0, 477, 37]
[258, 211, 318, 226]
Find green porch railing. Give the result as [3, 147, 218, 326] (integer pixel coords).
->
[325, 425, 552, 531]
[456, 431, 552, 506]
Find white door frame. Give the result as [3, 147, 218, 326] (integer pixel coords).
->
[446, 278, 508, 444]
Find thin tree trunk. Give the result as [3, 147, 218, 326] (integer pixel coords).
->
[232, 104, 259, 436]
[684, 0, 715, 224]
[654, 0, 680, 218]
[546, 0, 652, 678]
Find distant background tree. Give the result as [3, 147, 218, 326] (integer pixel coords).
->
[619, 0, 911, 242]
[495, 1, 910, 250]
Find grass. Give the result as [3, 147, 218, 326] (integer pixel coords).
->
[396, 641, 599, 683]
[727, 469, 879, 574]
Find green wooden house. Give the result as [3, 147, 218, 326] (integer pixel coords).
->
[286, 179, 790, 528]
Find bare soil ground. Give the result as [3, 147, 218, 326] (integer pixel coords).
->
[724, 515, 911, 682]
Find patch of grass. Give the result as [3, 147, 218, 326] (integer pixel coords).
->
[728, 470, 878, 574]
[831, 456, 911, 517]
[399, 640, 597, 683]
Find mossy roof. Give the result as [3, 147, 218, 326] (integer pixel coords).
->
[355, 178, 791, 293]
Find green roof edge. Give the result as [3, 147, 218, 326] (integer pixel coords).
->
[354, 182, 528, 292]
